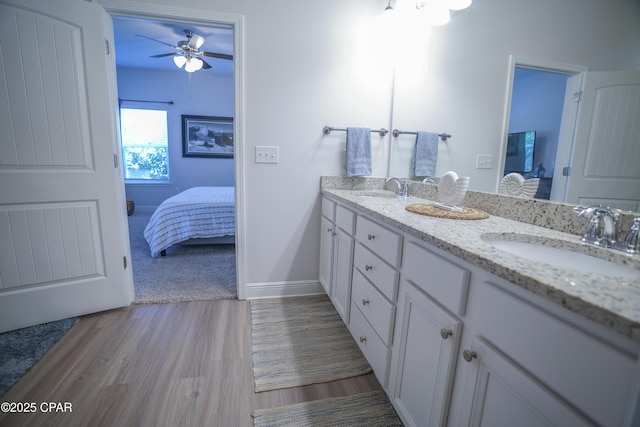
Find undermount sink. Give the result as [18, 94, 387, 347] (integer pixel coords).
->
[482, 234, 640, 280]
[357, 190, 400, 199]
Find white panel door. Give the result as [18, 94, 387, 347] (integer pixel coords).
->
[564, 71, 640, 211]
[0, 0, 133, 332]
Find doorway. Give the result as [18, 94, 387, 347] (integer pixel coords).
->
[500, 57, 586, 201]
[101, 1, 246, 300]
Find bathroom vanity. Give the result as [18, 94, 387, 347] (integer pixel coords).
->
[320, 177, 640, 427]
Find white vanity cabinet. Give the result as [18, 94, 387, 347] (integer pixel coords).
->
[388, 240, 469, 427]
[319, 198, 336, 297]
[319, 196, 356, 323]
[349, 213, 402, 387]
[320, 193, 640, 426]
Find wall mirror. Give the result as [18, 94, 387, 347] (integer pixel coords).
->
[386, 0, 640, 213]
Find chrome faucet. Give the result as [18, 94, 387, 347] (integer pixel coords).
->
[386, 177, 409, 196]
[573, 205, 640, 254]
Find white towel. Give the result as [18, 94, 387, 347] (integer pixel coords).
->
[412, 131, 438, 176]
[345, 127, 372, 176]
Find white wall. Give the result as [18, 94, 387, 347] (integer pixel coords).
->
[118, 67, 234, 210]
[107, 0, 639, 296]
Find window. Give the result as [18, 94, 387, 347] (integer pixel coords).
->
[120, 108, 169, 181]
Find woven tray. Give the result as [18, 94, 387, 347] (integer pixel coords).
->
[405, 203, 489, 220]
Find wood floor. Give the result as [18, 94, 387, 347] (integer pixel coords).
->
[0, 299, 382, 427]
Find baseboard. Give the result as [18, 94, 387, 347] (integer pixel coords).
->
[244, 280, 325, 300]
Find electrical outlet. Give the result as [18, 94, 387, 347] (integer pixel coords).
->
[476, 155, 493, 169]
[255, 146, 279, 164]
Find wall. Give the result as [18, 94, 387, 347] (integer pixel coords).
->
[117, 67, 234, 210]
[106, 0, 639, 297]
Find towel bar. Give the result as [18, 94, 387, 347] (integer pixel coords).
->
[323, 126, 389, 137]
[392, 129, 451, 142]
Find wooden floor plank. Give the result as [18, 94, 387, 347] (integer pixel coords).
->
[0, 299, 382, 427]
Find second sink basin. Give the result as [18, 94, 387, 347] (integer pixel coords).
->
[482, 234, 640, 280]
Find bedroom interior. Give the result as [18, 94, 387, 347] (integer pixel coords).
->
[1, 0, 639, 425]
[112, 16, 238, 301]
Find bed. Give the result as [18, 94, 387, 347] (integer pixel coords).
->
[144, 186, 235, 257]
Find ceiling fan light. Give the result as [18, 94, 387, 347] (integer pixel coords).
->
[173, 55, 187, 68]
[185, 57, 204, 73]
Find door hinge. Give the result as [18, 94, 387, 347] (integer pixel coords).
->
[573, 91, 582, 102]
[105, 39, 110, 55]
[562, 166, 572, 176]
[123, 256, 128, 269]
[114, 153, 118, 168]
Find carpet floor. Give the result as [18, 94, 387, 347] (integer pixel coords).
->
[0, 318, 78, 397]
[252, 391, 403, 426]
[128, 212, 237, 304]
[250, 295, 372, 392]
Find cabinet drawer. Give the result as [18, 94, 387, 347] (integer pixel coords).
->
[403, 240, 470, 315]
[335, 204, 355, 234]
[350, 302, 391, 387]
[356, 216, 402, 267]
[352, 269, 395, 346]
[354, 243, 399, 302]
[321, 197, 335, 220]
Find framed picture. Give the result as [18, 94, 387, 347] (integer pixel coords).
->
[182, 115, 234, 158]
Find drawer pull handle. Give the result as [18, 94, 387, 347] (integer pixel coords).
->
[362, 299, 370, 306]
[365, 265, 373, 271]
[463, 350, 477, 362]
[367, 234, 375, 240]
[359, 336, 367, 343]
[440, 329, 453, 339]
[327, 227, 332, 232]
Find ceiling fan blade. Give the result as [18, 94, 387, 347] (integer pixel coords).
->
[188, 33, 206, 50]
[150, 52, 178, 58]
[200, 58, 212, 69]
[202, 51, 233, 61]
[136, 34, 179, 49]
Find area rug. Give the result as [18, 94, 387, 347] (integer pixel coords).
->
[128, 212, 237, 304]
[0, 317, 78, 396]
[250, 295, 372, 392]
[252, 391, 403, 426]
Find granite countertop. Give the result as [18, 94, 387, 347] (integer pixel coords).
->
[321, 185, 640, 343]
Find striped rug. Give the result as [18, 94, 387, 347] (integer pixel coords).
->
[250, 295, 372, 392]
[252, 391, 403, 426]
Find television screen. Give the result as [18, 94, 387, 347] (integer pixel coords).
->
[505, 131, 535, 174]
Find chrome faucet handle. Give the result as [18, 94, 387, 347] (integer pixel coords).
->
[620, 218, 640, 254]
[386, 177, 407, 196]
[575, 205, 619, 247]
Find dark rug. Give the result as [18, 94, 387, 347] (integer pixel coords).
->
[0, 317, 78, 396]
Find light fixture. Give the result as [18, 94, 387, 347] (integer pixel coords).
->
[184, 57, 204, 73]
[385, 0, 393, 11]
[416, 0, 450, 26]
[447, 0, 472, 11]
[173, 55, 187, 68]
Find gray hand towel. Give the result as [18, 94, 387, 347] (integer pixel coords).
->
[345, 127, 372, 176]
[412, 131, 438, 176]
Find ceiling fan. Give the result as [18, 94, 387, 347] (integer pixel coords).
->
[137, 29, 233, 72]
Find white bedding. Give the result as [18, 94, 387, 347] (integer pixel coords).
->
[144, 186, 235, 256]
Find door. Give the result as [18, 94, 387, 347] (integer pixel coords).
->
[389, 280, 462, 427]
[0, 0, 133, 332]
[561, 71, 640, 211]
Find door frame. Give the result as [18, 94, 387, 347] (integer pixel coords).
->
[98, 0, 247, 299]
[497, 55, 588, 200]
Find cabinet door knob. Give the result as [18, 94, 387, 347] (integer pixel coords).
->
[440, 329, 453, 339]
[365, 265, 373, 271]
[327, 227, 332, 232]
[359, 336, 367, 343]
[362, 299, 370, 306]
[367, 234, 375, 240]
[463, 350, 477, 362]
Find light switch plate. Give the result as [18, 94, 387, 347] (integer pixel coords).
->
[255, 146, 279, 164]
[476, 155, 493, 169]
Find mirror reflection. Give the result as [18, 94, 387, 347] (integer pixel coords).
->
[387, 0, 640, 213]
